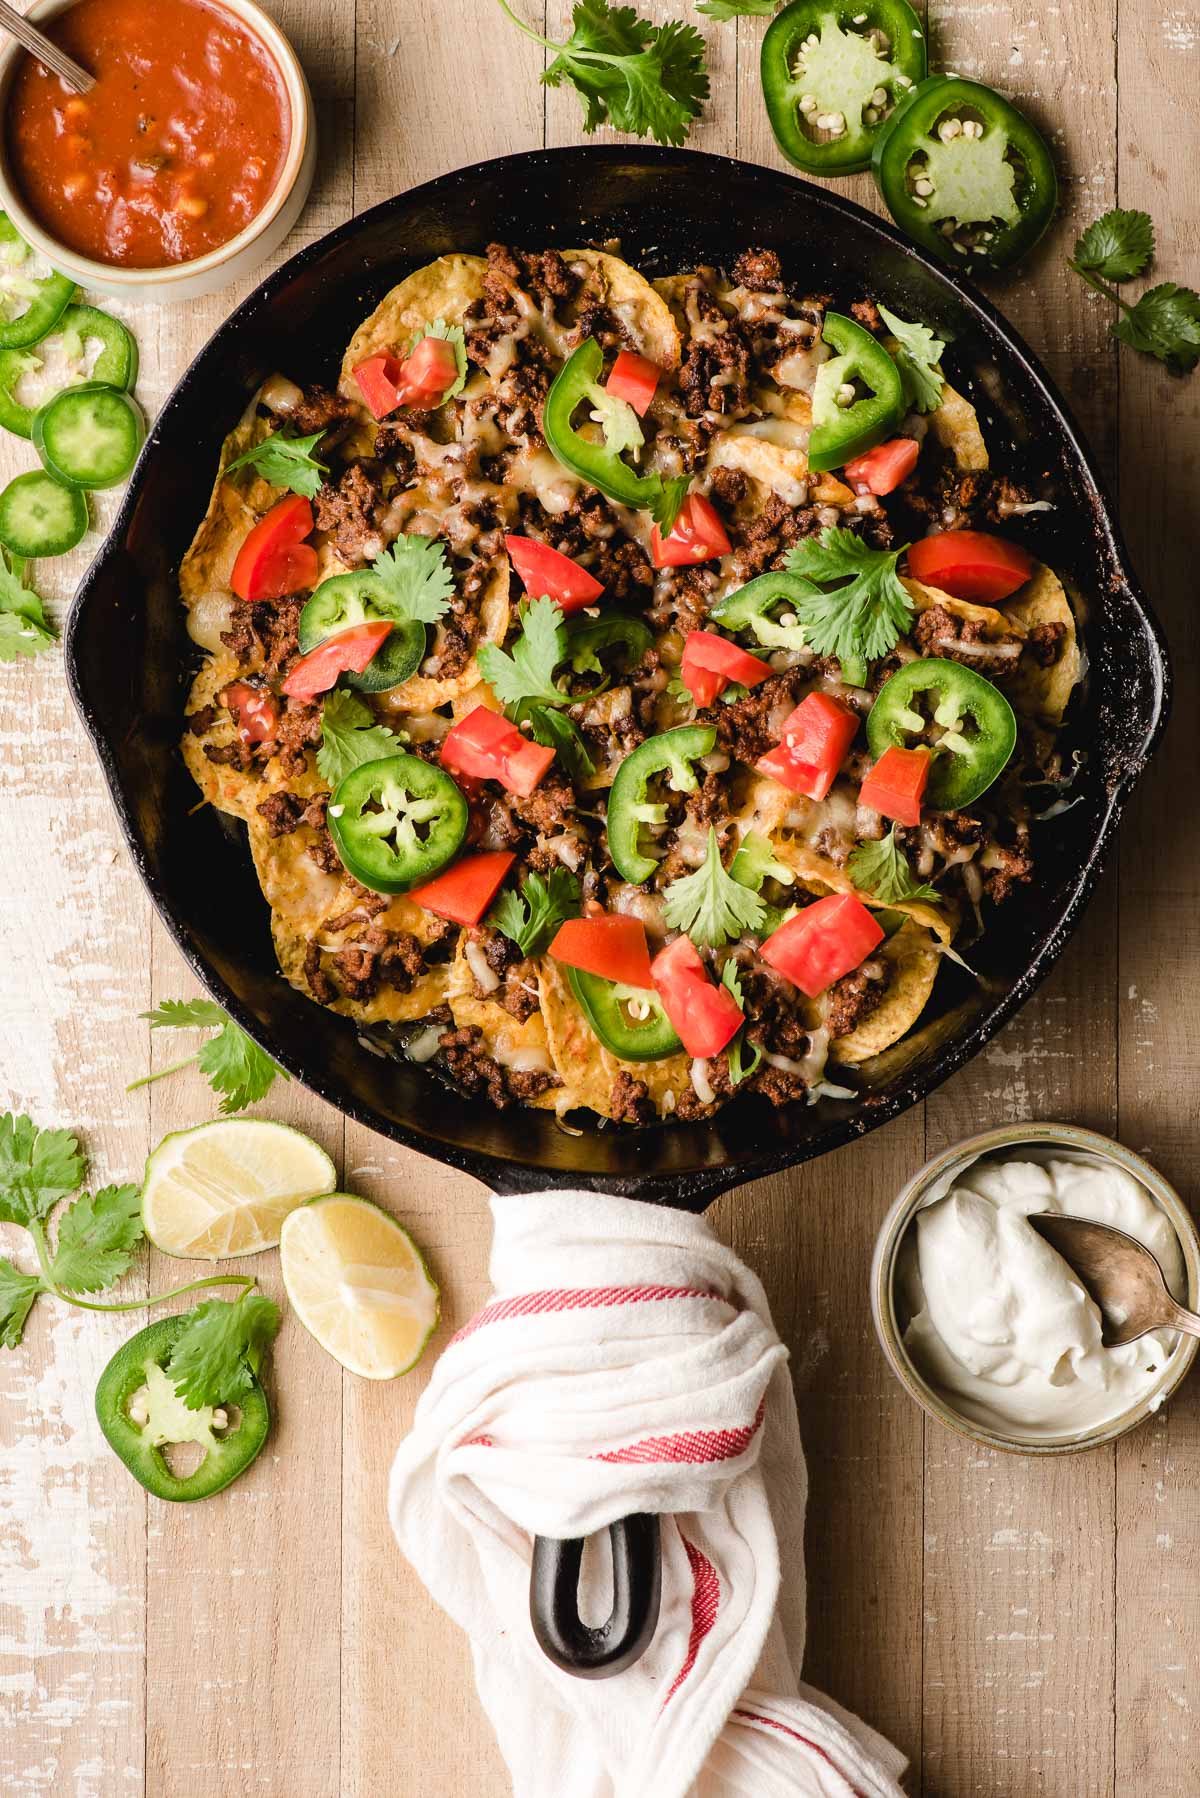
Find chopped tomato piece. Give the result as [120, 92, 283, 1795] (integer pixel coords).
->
[281, 620, 394, 701]
[650, 935, 744, 1059]
[504, 535, 603, 614]
[651, 495, 732, 569]
[218, 680, 278, 746]
[408, 851, 516, 927]
[352, 352, 406, 421]
[549, 915, 654, 989]
[440, 704, 556, 797]
[398, 335, 460, 407]
[680, 630, 772, 707]
[761, 894, 885, 999]
[606, 350, 661, 416]
[230, 495, 317, 602]
[859, 745, 931, 826]
[756, 691, 859, 802]
[907, 529, 1034, 604]
[844, 436, 920, 496]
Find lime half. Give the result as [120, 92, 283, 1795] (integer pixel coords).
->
[142, 1118, 336, 1261]
[279, 1194, 439, 1379]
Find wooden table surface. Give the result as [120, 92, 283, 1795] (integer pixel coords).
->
[2, 2, 1197, 1793]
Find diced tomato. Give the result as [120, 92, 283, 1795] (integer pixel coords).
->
[504, 535, 603, 614]
[230, 495, 317, 602]
[281, 620, 394, 701]
[680, 630, 772, 707]
[761, 894, 885, 999]
[398, 335, 460, 407]
[606, 350, 661, 416]
[844, 437, 920, 497]
[859, 745, 931, 826]
[907, 529, 1034, 604]
[549, 915, 654, 989]
[756, 692, 859, 802]
[218, 681, 278, 746]
[650, 935, 744, 1059]
[352, 352, 406, 421]
[651, 495, 732, 569]
[440, 705, 556, 797]
[408, 851, 516, 927]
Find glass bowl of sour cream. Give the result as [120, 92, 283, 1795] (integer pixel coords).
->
[871, 1124, 1200, 1453]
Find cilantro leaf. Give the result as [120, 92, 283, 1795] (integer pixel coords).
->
[516, 700, 595, 782]
[784, 528, 913, 669]
[877, 305, 945, 414]
[165, 1289, 282, 1410]
[0, 1258, 42, 1350]
[224, 429, 329, 500]
[1072, 208, 1155, 282]
[1114, 283, 1200, 375]
[478, 596, 568, 708]
[538, 0, 709, 147]
[697, 0, 775, 16]
[407, 319, 468, 401]
[370, 534, 454, 625]
[729, 830, 795, 894]
[848, 827, 941, 906]
[132, 1001, 287, 1114]
[489, 867, 582, 958]
[49, 1184, 143, 1295]
[0, 552, 56, 662]
[663, 827, 765, 948]
[649, 474, 690, 535]
[317, 688, 398, 786]
[0, 1114, 84, 1228]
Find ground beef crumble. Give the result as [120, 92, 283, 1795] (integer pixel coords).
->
[437, 1024, 558, 1108]
[911, 603, 1025, 678]
[824, 966, 889, 1038]
[313, 462, 385, 565]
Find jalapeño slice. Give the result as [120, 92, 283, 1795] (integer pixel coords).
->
[761, 0, 927, 177]
[327, 753, 468, 894]
[867, 657, 1016, 809]
[606, 724, 717, 885]
[808, 310, 905, 473]
[95, 1317, 270, 1503]
[33, 381, 144, 490]
[0, 304, 138, 441]
[710, 569, 815, 656]
[567, 967, 683, 1062]
[872, 76, 1058, 271]
[0, 213, 75, 351]
[299, 571, 425, 693]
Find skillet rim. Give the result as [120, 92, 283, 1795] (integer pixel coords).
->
[64, 144, 1170, 1206]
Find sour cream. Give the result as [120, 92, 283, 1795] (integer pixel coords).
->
[899, 1154, 1186, 1440]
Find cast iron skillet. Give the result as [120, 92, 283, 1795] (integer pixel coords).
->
[66, 146, 1168, 1678]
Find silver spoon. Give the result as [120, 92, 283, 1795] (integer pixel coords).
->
[0, 0, 94, 94]
[1030, 1212, 1200, 1347]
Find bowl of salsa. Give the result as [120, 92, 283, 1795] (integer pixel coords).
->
[0, 0, 315, 300]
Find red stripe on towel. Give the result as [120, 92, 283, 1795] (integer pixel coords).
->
[451, 1284, 719, 1343]
[663, 1534, 720, 1705]
[733, 1710, 865, 1797]
[593, 1399, 765, 1466]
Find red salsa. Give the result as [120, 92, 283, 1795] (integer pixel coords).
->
[6, 0, 291, 268]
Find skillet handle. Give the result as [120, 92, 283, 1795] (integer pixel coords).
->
[530, 1513, 662, 1678]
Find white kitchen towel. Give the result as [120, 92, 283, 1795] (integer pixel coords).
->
[389, 1190, 907, 1798]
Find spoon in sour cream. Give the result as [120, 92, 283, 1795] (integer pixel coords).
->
[1030, 1213, 1200, 1347]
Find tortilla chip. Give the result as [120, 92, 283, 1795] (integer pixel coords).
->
[272, 916, 450, 1026]
[1000, 564, 1082, 724]
[444, 941, 561, 1110]
[564, 250, 681, 369]
[338, 253, 488, 447]
[926, 378, 989, 471]
[904, 575, 1027, 644]
[706, 422, 855, 510]
[538, 959, 692, 1120]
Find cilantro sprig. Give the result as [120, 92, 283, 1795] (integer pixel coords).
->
[489, 867, 582, 958]
[166, 1288, 281, 1411]
[370, 534, 455, 625]
[477, 596, 595, 775]
[848, 827, 941, 906]
[497, 0, 709, 147]
[225, 429, 329, 500]
[1069, 208, 1200, 374]
[128, 999, 286, 1115]
[663, 826, 765, 948]
[317, 689, 398, 786]
[784, 528, 913, 673]
[0, 550, 56, 662]
[877, 305, 945, 414]
[0, 1114, 257, 1350]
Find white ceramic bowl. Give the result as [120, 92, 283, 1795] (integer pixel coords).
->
[871, 1122, 1200, 1455]
[0, 0, 316, 303]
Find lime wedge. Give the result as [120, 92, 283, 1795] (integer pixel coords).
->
[279, 1194, 439, 1379]
[142, 1119, 336, 1261]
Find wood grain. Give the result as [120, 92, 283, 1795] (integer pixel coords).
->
[1, 1, 1197, 1793]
